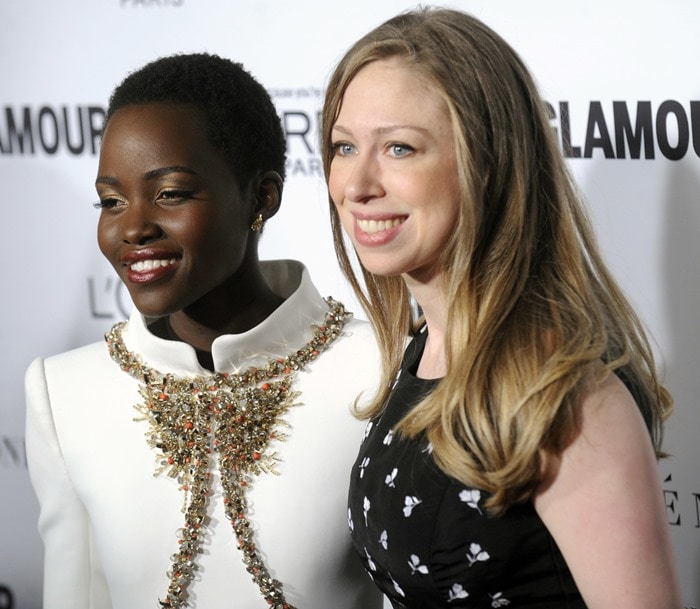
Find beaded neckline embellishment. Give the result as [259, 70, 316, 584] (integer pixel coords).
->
[105, 297, 349, 609]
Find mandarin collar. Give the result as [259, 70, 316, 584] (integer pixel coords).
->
[121, 260, 329, 376]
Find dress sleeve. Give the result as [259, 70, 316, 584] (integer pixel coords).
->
[25, 357, 113, 609]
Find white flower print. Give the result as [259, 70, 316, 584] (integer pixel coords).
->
[364, 547, 377, 572]
[363, 421, 374, 440]
[383, 429, 394, 445]
[403, 495, 422, 517]
[422, 441, 434, 454]
[490, 592, 510, 607]
[389, 573, 405, 598]
[385, 467, 398, 488]
[359, 456, 370, 478]
[407, 554, 429, 575]
[466, 542, 490, 566]
[363, 496, 371, 526]
[459, 489, 483, 515]
[348, 508, 354, 532]
[448, 583, 469, 602]
[379, 529, 388, 550]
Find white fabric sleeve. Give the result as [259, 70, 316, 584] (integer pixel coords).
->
[25, 357, 112, 609]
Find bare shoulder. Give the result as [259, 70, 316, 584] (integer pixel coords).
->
[567, 372, 650, 459]
[537, 373, 653, 496]
[534, 372, 682, 608]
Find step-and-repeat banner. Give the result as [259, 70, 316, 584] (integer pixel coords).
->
[2, 1, 698, 607]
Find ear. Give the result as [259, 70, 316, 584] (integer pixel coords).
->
[253, 170, 283, 222]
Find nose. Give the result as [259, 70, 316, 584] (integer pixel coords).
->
[342, 152, 385, 204]
[121, 202, 163, 245]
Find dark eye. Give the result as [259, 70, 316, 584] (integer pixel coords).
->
[93, 198, 123, 210]
[158, 189, 194, 203]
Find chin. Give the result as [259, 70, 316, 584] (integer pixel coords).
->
[127, 296, 172, 319]
[361, 265, 405, 278]
[355, 256, 405, 278]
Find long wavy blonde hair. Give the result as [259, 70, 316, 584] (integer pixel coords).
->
[321, 7, 672, 514]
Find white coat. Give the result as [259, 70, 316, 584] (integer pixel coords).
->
[26, 260, 382, 609]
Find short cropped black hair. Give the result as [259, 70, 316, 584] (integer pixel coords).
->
[106, 52, 286, 185]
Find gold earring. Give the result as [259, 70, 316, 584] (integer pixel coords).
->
[250, 214, 264, 232]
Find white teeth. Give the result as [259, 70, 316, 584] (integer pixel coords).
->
[356, 218, 404, 234]
[130, 258, 178, 272]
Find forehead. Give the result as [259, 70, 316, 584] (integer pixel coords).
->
[336, 58, 450, 129]
[100, 104, 216, 163]
[97, 102, 231, 180]
[103, 103, 210, 145]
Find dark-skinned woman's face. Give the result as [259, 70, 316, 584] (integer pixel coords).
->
[95, 102, 256, 318]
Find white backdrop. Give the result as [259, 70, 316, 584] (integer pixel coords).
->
[1, 1, 698, 607]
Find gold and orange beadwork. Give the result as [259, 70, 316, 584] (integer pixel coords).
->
[105, 298, 349, 609]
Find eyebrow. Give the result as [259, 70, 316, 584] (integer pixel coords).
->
[332, 124, 431, 137]
[95, 165, 198, 186]
[144, 166, 198, 180]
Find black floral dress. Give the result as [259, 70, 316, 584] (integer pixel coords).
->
[348, 327, 587, 608]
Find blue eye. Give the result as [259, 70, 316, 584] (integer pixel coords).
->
[332, 142, 356, 157]
[389, 143, 414, 158]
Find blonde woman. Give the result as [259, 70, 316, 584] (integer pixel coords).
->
[322, 8, 682, 608]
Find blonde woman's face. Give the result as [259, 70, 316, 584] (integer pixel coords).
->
[328, 58, 460, 285]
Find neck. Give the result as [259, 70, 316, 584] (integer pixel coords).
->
[405, 275, 449, 380]
[153, 268, 285, 369]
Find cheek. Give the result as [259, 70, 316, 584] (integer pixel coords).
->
[182, 210, 247, 266]
[423, 165, 460, 220]
[329, 172, 353, 224]
[327, 186, 348, 228]
[327, 165, 346, 207]
[96, 216, 116, 257]
[333, 201, 354, 237]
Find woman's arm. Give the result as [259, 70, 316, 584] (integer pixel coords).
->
[534, 372, 682, 609]
[25, 357, 112, 609]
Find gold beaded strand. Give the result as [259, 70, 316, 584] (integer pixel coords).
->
[105, 298, 350, 608]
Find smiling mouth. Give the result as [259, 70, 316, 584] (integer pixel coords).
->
[129, 258, 179, 272]
[356, 218, 405, 234]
